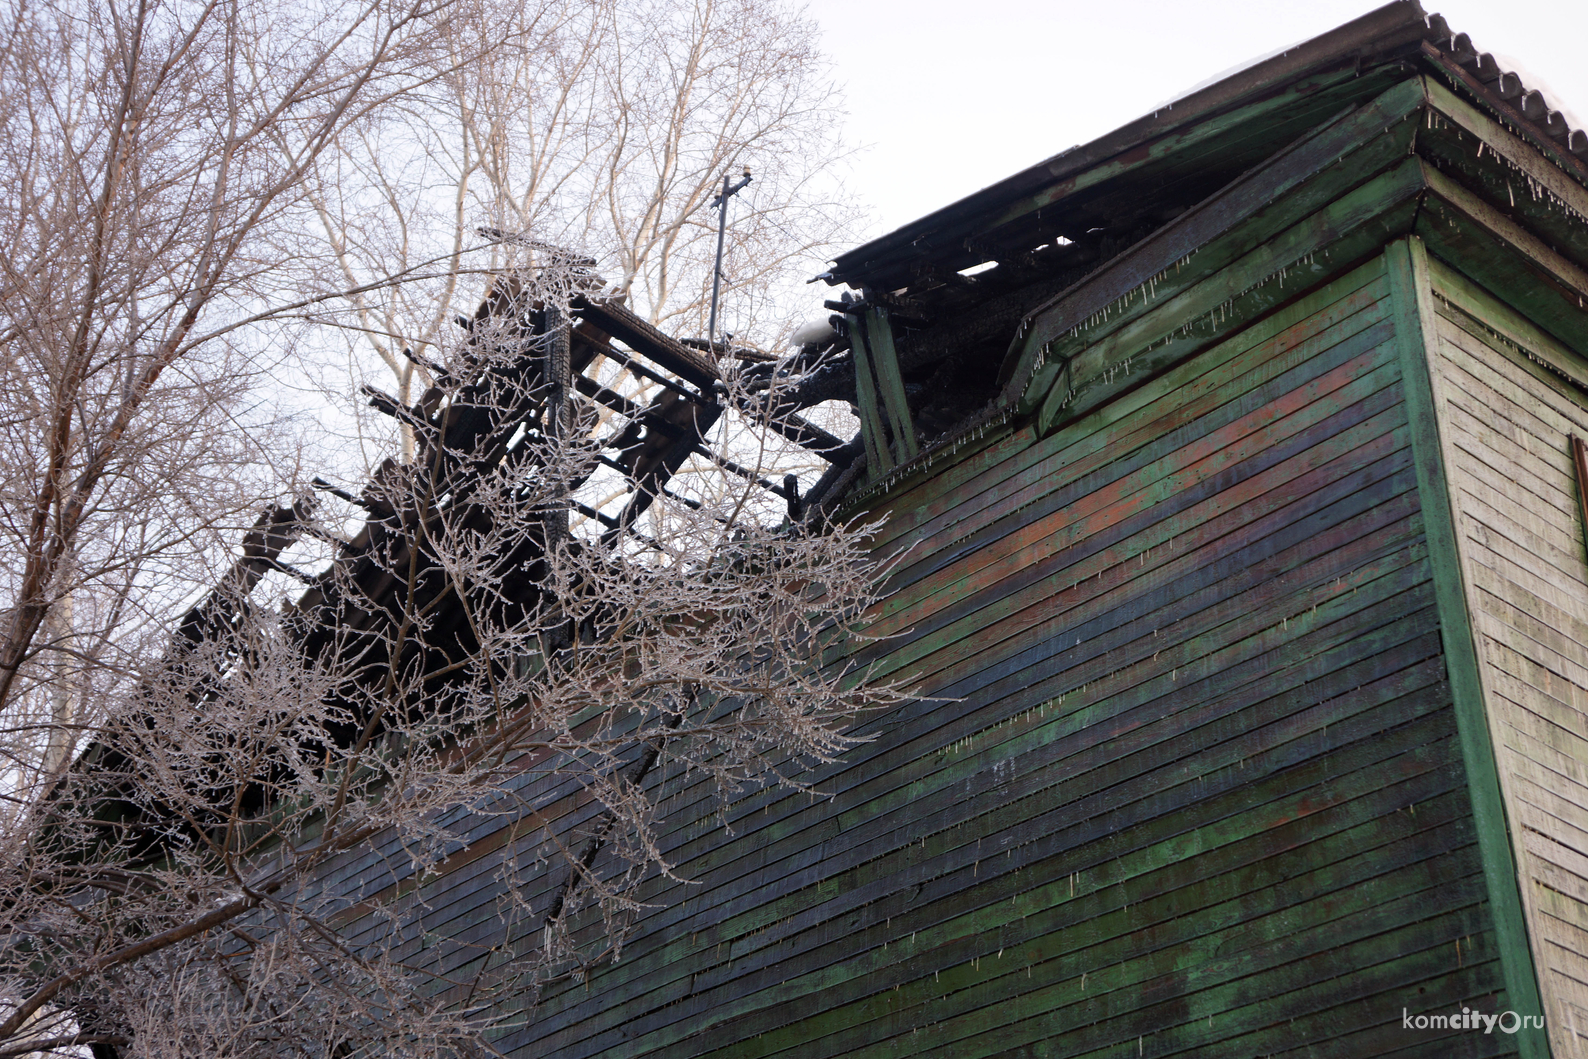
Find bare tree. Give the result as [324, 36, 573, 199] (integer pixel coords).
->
[300, 0, 857, 435]
[0, 0, 536, 1049]
[0, 257, 896, 1056]
[0, 0, 472, 757]
[0, 0, 882, 1047]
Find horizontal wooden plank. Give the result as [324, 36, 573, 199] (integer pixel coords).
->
[1485, 675, 1588, 766]
[1430, 251, 1588, 1059]
[605, 737, 1471, 1059]
[330, 240, 1527, 1059]
[683, 778, 1483, 1059]
[867, 263, 1391, 564]
[1534, 884, 1588, 943]
[1515, 775, 1588, 848]
[533, 581, 1441, 1054]
[1437, 313, 1588, 461]
[866, 414, 1416, 692]
[1522, 829, 1588, 898]
[1456, 488, 1588, 603]
[520, 482, 1441, 1035]
[874, 288, 1396, 599]
[873, 296, 1397, 623]
[659, 467, 1428, 889]
[527, 603, 1456, 1053]
[872, 905, 1493, 1059]
[1470, 574, 1588, 695]
[1037, 164, 1422, 434]
[742, 847, 1486, 1059]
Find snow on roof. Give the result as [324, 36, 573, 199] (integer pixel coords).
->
[1488, 51, 1586, 132]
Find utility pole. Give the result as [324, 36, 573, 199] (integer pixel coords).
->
[707, 166, 752, 354]
[542, 303, 570, 555]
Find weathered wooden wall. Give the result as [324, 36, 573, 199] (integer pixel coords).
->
[432, 254, 1521, 1058]
[1421, 254, 1588, 1058]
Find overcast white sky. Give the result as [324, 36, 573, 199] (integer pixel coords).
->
[798, 0, 1588, 248]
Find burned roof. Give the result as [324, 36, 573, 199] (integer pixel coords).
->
[824, 1, 1586, 297]
[801, 0, 1588, 514]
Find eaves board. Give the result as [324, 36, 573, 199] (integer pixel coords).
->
[1414, 184, 1588, 366]
[861, 67, 1416, 297]
[833, 80, 1431, 517]
[1032, 163, 1424, 437]
[998, 78, 1430, 428]
[1410, 91, 1588, 371]
[997, 75, 1588, 444]
[826, 0, 1439, 292]
[1418, 40, 1588, 191]
[1413, 76, 1588, 293]
[1407, 72, 1588, 364]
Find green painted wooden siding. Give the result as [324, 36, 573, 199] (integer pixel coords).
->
[1424, 258, 1588, 1059]
[435, 257, 1517, 1058]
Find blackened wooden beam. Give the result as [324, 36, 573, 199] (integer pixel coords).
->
[843, 313, 892, 479]
[736, 397, 848, 456]
[574, 297, 843, 456]
[360, 385, 430, 434]
[542, 305, 571, 552]
[861, 307, 919, 464]
[799, 434, 865, 514]
[573, 374, 646, 420]
[692, 445, 797, 500]
[582, 335, 710, 404]
[572, 298, 720, 390]
[176, 499, 313, 647]
[602, 401, 723, 545]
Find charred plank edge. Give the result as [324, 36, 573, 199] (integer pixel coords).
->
[601, 403, 723, 545]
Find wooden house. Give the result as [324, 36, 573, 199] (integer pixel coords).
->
[446, 2, 1588, 1055]
[195, 2, 1588, 1056]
